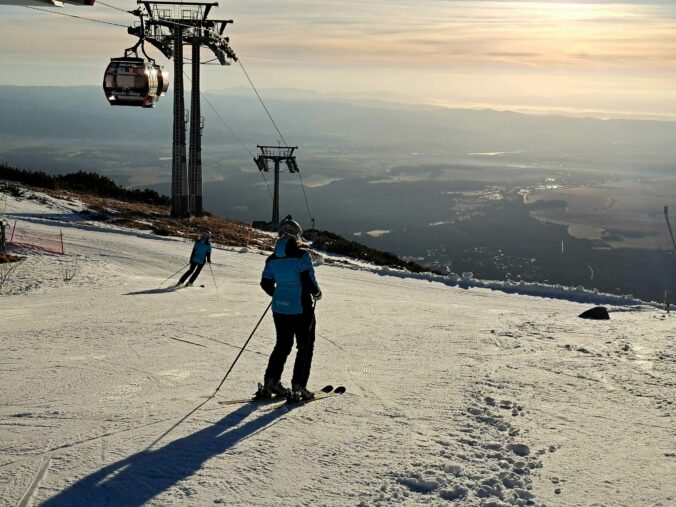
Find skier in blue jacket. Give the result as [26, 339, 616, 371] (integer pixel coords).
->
[176, 231, 212, 287]
[256, 217, 322, 402]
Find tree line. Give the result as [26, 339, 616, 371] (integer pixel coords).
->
[0, 164, 169, 206]
[308, 230, 438, 274]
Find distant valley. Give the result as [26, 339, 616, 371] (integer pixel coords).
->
[1, 85, 674, 301]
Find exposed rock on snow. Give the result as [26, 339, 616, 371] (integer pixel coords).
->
[578, 306, 611, 320]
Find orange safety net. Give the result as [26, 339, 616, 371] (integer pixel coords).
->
[8, 222, 64, 255]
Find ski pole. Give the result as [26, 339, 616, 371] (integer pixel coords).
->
[159, 263, 189, 286]
[208, 262, 218, 291]
[215, 302, 272, 393]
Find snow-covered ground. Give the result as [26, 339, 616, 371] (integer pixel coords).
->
[1, 191, 674, 507]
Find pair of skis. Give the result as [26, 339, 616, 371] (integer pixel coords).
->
[218, 384, 346, 409]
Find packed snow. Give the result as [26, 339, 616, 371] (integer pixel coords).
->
[1, 190, 674, 507]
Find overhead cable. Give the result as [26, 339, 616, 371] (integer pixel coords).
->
[237, 60, 288, 146]
[23, 5, 128, 27]
[97, 1, 128, 14]
[237, 59, 315, 222]
[182, 72, 274, 202]
[26, 2, 293, 211]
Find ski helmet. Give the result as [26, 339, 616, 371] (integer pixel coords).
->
[278, 218, 302, 240]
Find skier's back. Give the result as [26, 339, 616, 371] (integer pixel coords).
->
[176, 231, 212, 287]
[257, 217, 322, 401]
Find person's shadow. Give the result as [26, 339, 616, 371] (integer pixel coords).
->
[42, 402, 288, 506]
[124, 286, 178, 296]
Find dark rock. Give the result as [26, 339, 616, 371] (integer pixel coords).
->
[578, 306, 610, 320]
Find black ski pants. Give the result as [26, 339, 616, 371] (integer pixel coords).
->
[178, 261, 205, 285]
[265, 311, 316, 388]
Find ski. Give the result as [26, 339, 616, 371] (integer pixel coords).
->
[218, 384, 334, 407]
[217, 394, 286, 406]
[263, 385, 347, 411]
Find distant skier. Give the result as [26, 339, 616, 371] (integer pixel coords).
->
[176, 231, 212, 287]
[256, 216, 322, 402]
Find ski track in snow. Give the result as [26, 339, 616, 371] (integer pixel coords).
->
[0, 190, 674, 506]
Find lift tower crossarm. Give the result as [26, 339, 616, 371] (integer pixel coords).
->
[140, 1, 218, 20]
[254, 146, 301, 225]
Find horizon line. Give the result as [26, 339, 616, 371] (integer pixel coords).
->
[1, 83, 675, 124]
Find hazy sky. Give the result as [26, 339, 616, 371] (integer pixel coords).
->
[1, 0, 675, 119]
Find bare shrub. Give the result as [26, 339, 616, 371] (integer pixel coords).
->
[0, 183, 25, 199]
[61, 257, 79, 283]
[0, 257, 22, 291]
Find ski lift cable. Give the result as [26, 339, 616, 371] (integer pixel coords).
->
[183, 72, 254, 158]
[237, 60, 288, 146]
[33, 1, 231, 59]
[24, 2, 299, 215]
[183, 57, 230, 66]
[22, 2, 274, 206]
[97, 0, 128, 14]
[259, 172, 274, 202]
[97, 1, 275, 207]
[237, 59, 314, 222]
[296, 169, 313, 224]
[201, 89, 275, 202]
[23, 5, 129, 28]
[98, 1, 231, 42]
[182, 71, 274, 202]
[26, 1, 283, 156]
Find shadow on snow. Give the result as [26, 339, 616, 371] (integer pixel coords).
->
[42, 403, 287, 506]
[124, 286, 179, 296]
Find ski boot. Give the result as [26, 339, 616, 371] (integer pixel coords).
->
[252, 383, 271, 401]
[253, 378, 288, 401]
[287, 384, 314, 404]
[266, 378, 289, 397]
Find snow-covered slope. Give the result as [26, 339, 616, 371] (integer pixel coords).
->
[1, 191, 674, 507]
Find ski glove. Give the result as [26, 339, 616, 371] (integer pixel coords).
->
[313, 291, 323, 301]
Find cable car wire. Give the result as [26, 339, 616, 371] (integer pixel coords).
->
[237, 60, 288, 147]
[201, 96, 255, 158]
[97, 1, 231, 41]
[26, 1, 282, 155]
[97, 1, 129, 14]
[22, 1, 274, 204]
[97, 0, 276, 206]
[23, 1, 301, 215]
[182, 71, 274, 202]
[199, 89, 275, 202]
[296, 168, 314, 224]
[236, 59, 314, 222]
[23, 6, 129, 28]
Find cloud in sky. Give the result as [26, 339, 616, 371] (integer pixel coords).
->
[0, 0, 674, 119]
[231, 0, 676, 68]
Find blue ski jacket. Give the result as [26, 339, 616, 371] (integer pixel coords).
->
[261, 238, 321, 314]
[191, 238, 212, 265]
